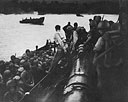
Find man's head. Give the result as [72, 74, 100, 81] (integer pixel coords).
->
[25, 49, 30, 56]
[55, 25, 61, 31]
[89, 20, 97, 29]
[10, 55, 16, 62]
[74, 22, 78, 28]
[94, 16, 101, 24]
[97, 20, 110, 35]
[67, 22, 71, 25]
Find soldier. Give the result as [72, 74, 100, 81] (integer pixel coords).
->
[93, 16, 101, 25]
[93, 20, 110, 56]
[72, 27, 88, 50]
[103, 22, 122, 67]
[10, 55, 16, 64]
[89, 19, 97, 31]
[84, 20, 101, 53]
[4, 79, 24, 102]
[63, 23, 73, 42]
[22, 49, 31, 60]
[93, 22, 122, 66]
[73, 22, 78, 30]
[93, 20, 110, 87]
[20, 62, 34, 91]
[0, 73, 4, 101]
[47, 25, 69, 73]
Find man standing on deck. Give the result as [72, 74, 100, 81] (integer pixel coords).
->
[63, 22, 73, 42]
[54, 25, 67, 53]
[93, 20, 110, 87]
[47, 25, 68, 73]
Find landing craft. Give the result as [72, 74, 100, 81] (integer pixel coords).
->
[76, 14, 84, 17]
[19, 0, 128, 102]
[19, 17, 45, 25]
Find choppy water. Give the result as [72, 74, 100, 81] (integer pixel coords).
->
[0, 14, 118, 61]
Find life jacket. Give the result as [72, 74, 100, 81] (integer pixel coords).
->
[103, 29, 122, 68]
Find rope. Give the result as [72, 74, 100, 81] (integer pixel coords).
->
[18, 49, 68, 102]
[18, 50, 60, 102]
[18, 71, 51, 102]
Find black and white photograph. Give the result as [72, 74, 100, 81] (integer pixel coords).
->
[0, 0, 128, 102]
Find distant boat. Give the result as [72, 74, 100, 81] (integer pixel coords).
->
[76, 14, 84, 17]
[19, 17, 45, 25]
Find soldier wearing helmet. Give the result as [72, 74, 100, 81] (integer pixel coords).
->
[74, 27, 88, 48]
[97, 20, 110, 36]
[103, 22, 122, 67]
[84, 20, 101, 51]
[93, 20, 110, 56]
[3, 70, 12, 83]
[22, 49, 31, 60]
[93, 20, 111, 87]
[4, 79, 24, 102]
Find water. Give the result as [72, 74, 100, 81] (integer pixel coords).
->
[0, 14, 118, 61]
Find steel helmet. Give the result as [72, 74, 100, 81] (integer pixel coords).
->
[18, 67, 24, 72]
[97, 21, 110, 30]
[20, 59, 26, 64]
[4, 70, 11, 77]
[13, 75, 20, 80]
[6, 79, 16, 88]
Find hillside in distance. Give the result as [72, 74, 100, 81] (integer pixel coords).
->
[0, 0, 119, 14]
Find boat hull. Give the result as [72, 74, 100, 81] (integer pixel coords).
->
[19, 17, 45, 25]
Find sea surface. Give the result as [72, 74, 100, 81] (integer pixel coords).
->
[0, 14, 118, 61]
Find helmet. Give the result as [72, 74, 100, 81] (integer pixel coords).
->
[97, 21, 110, 30]
[18, 67, 24, 72]
[6, 79, 16, 88]
[13, 75, 20, 80]
[20, 59, 26, 64]
[4, 70, 11, 77]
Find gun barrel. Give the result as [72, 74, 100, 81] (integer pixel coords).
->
[63, 44, 89, 102]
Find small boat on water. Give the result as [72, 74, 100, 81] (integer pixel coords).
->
[76, 14, 84, 17]
[19, 17, 45, 25]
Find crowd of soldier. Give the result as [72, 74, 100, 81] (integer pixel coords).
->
[0, 15, 121, 102]
[0, 42, 55, 102]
